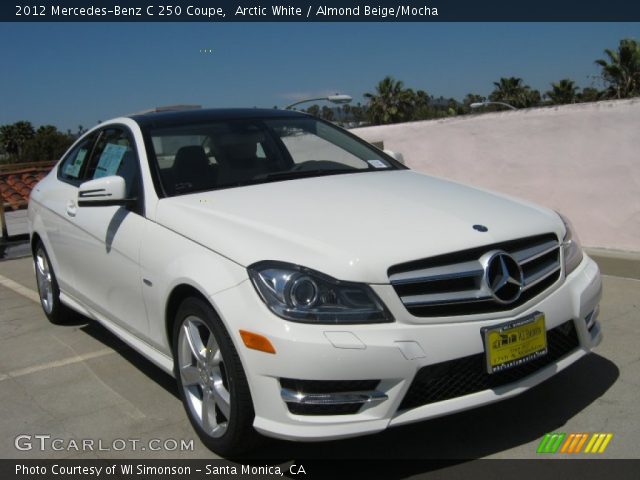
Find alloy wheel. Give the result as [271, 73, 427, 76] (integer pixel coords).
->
[177, 315, 231, 438]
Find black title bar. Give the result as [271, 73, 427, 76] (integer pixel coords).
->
[4, 0, 640, 22]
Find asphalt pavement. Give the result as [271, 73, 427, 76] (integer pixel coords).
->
[0, 255, 638, 461]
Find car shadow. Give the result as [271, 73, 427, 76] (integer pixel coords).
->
[75, 318, 618, 469]
[78, 320, 179, 398]
[255, 353, 619, 463]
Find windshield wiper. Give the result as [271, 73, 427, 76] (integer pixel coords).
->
[254, 169, 353, 183]
[195, 169, 359, 192]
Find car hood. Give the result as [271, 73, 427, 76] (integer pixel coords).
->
[155, 170, 564, 283]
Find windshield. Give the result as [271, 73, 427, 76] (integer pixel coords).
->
[145, 116, 401, 196]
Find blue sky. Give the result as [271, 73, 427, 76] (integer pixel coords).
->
[1, 22, 638, 131]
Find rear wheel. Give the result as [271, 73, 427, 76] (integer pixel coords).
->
[173, 296, 260, 457]
[34, 242, 72, 324]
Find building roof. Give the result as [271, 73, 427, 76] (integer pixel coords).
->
[0, 166, 51, 210]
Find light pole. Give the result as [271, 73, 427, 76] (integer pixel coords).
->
[285, 94, 352, 110]
[470, 101, 517, 111]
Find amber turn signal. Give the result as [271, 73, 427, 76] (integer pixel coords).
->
[239, 330, 276, 354]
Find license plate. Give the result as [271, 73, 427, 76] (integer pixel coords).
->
[482, 312, 548, 374]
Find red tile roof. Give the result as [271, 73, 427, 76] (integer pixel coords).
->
[0, 166, 52, 210]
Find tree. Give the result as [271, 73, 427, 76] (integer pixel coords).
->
[320, 105, 334, 122]
[0, 121, 73, 163]
[0, 121, 35, 158]
[349, 103, 367, 123]
[304, 104, 321, 117]
[595, 38, 640, 99]
[22, 125, 74, 162]
[578, 87, 602, 103]
[489, 77, 540, 108]
[364, 76, 416, 124]
[546, 79, 579, 104]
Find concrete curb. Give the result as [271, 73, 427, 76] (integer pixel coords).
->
[586, 247, 640, 280]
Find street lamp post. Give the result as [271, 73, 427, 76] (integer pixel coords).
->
[470, 101, 517, 111]
[285, 94, 352, 110]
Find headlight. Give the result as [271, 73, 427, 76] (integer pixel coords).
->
[248, 261, 393, 324]
[558, 212, 584, 275]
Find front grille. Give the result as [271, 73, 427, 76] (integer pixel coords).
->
[280, 379, 380, 416]
[399, 320, 579, 411]
[389, 234, 561, 317]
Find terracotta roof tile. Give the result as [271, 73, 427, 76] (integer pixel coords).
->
[1, 165, 54, 211]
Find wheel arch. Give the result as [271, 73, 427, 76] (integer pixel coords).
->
[165, 283, 232, 354]
[30, 231, 42, 256]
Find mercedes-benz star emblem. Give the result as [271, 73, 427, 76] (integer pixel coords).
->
[482, 251, 524, 304]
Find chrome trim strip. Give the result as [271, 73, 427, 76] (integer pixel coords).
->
[389, 260, 482, 285]
[401, 289, 492, 306]
[281, 388, 388, 405]
[512, 241, 559, 264]
[523, 263, 561, 290]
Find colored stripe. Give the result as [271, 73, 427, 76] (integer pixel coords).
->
[584, 433, 598, 453]
[568, 434, 581, 453]
[598, 434, 613, 453]
[537, 434, 552, 453]
[591, 433, 606, 453]
[560, 434, 575, 453]
[549, 433, 566, 453]
[544, 434, 558, 453]
[574, 434, 589, 453]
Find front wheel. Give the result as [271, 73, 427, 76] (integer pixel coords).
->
[34, 241, 72, 324]
[173, 296, 260, 457]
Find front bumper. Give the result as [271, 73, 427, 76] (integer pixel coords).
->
[211, 255, 602, 441]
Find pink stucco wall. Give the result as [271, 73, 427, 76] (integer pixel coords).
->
[353, 99, 640, 252]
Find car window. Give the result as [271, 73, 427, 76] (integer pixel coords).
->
[89, 127, 141, 199]
[273, 121, 368, 168]
[146, 117, 398, 196]
[58, 134, 97, 184]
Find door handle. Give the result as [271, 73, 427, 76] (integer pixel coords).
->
[66, 200, 77, 217]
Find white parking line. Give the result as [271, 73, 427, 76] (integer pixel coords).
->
[0, 271, 117, 382]
[0, 272, 40, 304]
[0, 348, 115, 382]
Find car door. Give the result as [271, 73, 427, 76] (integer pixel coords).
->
[70, 125, 149, 337]
[37, 133, 99, 297]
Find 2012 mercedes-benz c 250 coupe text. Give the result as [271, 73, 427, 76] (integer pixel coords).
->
[28, 108, 602, 455]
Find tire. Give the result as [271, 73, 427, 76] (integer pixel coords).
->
[33, 241, 72, 325]
[172, 296, 260, 457]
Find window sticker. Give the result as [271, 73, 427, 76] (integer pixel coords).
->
[64, 148, 87, 178]
[367, 159, 389, 169]
[94, 143, 127, 178]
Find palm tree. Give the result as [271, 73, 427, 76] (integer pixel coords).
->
[490, 77, 540, 108]
[364, 76, 416, 124]
[305, 104, 320, 117]
[595, 38, 640, 99]
[320, 105, 334, 122]
[546, 79, 579, 104]
[463, 93, 485, 105]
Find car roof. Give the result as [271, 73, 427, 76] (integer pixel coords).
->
[128, 108, 306, 129]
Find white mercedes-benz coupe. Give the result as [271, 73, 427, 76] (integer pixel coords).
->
[28, 108, 602, 455]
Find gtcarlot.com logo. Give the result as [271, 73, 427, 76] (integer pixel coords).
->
[537, 432, 613, 454]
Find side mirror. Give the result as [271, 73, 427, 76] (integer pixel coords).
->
[384, 149, 405, 165]
[78, 176, 135, 207]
